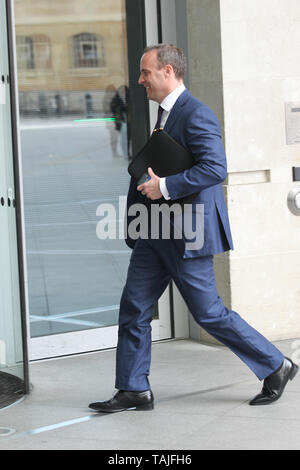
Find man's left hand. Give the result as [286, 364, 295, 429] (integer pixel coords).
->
[137, 167, 162, 200]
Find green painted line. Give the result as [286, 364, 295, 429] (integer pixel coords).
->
[74, 118, 116, 123]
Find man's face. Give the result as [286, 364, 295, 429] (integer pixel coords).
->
[138, 50, 169, 104]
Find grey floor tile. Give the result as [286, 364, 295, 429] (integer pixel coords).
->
[0, 338, 299, 450]
[177, 415, 300, 450]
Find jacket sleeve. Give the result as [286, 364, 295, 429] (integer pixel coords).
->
[165, 105, 227, 200]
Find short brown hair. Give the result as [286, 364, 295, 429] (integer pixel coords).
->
[144, 44, 187, 80]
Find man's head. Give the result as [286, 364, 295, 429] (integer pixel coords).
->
[138, 44, 186, 104]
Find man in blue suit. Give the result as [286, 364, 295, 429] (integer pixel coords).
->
[89, 44, 298, 412]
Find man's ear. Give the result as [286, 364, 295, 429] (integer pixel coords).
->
[164, 64, 174, 77]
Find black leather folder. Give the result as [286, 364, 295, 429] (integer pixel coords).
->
[128, 130, 197, 204]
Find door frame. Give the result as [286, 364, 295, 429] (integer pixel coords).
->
[4, 0, 30, 391]
[9, 0, 175, 361]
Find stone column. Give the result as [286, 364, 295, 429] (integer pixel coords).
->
[186, 0, 300, 343]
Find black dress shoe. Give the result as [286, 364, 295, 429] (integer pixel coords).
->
[89, 390, 154, 413]
[250, 357, 299, 406]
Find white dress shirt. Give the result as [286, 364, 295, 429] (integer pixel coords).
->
[158, 83, 186, 200]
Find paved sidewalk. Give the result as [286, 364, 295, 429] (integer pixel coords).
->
[0, 338, 299, 450]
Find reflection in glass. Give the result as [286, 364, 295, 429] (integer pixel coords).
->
[73, 33, 105, 68]
[16, 36, 35, 70]
[14, 0, 132, 337]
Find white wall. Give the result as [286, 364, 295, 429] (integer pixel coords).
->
[186, 0, 300, 342]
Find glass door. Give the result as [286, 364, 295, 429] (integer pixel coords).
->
[0, 0, 27, 408]
[13, 0, 172, 360]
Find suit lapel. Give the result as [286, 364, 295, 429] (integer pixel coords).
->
[164, 89, 190, 134]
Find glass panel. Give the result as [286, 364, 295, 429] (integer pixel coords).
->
[14, 0, 133, 337]
[0, 0, 25, 408]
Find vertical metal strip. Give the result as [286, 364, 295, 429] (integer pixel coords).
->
[125, 0, 150, 154]
[5, 0, 30, 394]
[156, 0, 163, 43]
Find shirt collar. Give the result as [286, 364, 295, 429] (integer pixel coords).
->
[160, 83, 186, 112]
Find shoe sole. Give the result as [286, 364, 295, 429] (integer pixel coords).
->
[136, 402, 154, 411]
[89, 403, 154, 413]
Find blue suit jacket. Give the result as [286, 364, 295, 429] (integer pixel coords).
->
[125, 89, 233, 258]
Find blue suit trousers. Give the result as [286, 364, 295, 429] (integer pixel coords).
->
[115, 238, 284, 391]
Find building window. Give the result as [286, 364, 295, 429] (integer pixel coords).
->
[32, 35, 52, 69]
[16, 35, 51, 70]
[73, 33, 105, 68]
[16, 36, 34, 70]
